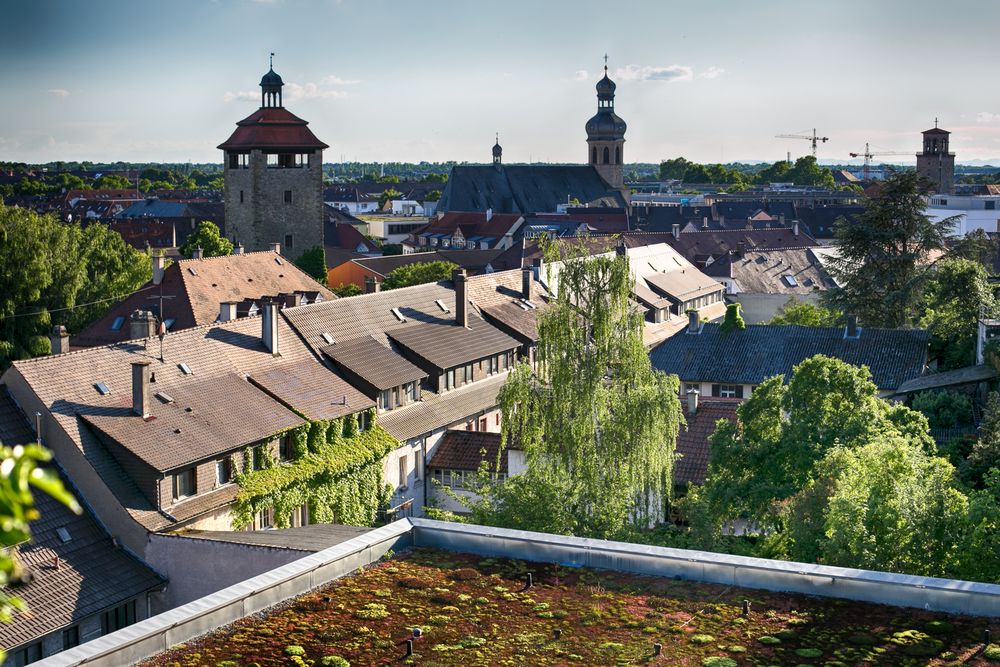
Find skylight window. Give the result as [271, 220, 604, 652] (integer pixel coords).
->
[187, 267, 198, 276]
[56, 527, 71, 543]
[521, 299, 537, 309]
[155, 392, 175, 404]
[164, 319, 175, 330]
[178, 363, 192, 375]
[110, 316, 125, 331]
[275, 257, 284, 265]
[391, 308, 407, 323]
[321, 332, 335, 345]
[435, 299, 450, 313]
[95, 382, 110, 396]
[782, 275, 798, 287]
[517, 301, 531, 311]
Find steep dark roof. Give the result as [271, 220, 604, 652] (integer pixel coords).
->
[0, 389, 164, 651]
[794, 205, 865, 240]
[437, 165, 626, 215]
[675, 400, 739, 486]
[352, 250, 502, 278]
[322, 336, 428, 391]
[248, 359, 374, 421]
[428, 430, 509, 473]
[650, 323, 928, 390]
[388, 316, 519, 372]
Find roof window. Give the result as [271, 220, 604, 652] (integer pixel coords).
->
[275, 257, 284, 265]
[435, 299, 450, 313]
[321, 332, 335, 345]
[187, 267, 198, 276]
[391, 308, 407, 323]
[164, 319, 175, 330]
[521, 299, 537, 309]
[94, 382, 110, 396]
[782, 275, 798, 287]
[155, 392, 174, 404]
[178, 363, 193, 375]
[110, 316, 125, 331]
[56, 527, 71, 543]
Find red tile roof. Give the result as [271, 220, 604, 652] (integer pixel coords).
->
[674, 399, 739, 486]
[416, 212, 523, 239]
[218, 107, 329, 151]
[428, 430, 509, 473]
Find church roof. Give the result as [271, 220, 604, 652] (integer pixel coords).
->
[260, 67, 283, 88]
[923, 127, 950, 135]
[218, 106, 329, 151]
[436, 165, 626, 215]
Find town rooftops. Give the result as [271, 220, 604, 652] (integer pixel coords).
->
[387, 315, 519, 372]
[343, 249, 504, 279]
[217, 106, 328, 151]
[706, 247, 836, 294]
[674, 399, 739, 486]
[650, 323, 929, 391]
[0, 388, 164, 653]
[322, 336, 428, 391]
[428, 430, 512, 474]
[378, 373, 507, 441]
[248, 359, 374, 421]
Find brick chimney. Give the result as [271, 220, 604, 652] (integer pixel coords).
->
[845, 314, 860, 339]
[672, 223, 680, 240]
[686, 387, 699, 416]
[131, 360, 151, 418]
[282, 293, 300, 308]
[521, 267, 533, 300]
[687, 310, 701, 334]
[219, 301, 237, 322]
[453, 268, 468, 327]
[262, 302, 280, 356]
[152, 254, 165, 286]
[50, 325, 69, 355]
[269, 242, 281, 254]
[364, 276, 381, 294]
[191, 246, 203, 260]
[129, 310, 155, 340]
[232, 243, 244, 255]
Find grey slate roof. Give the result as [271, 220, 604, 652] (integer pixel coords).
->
[248, 359, 375, 420]
[322, 336, 428, 391]
[436, 165, 626, 214]
[378, 373, 507, 441]
[649, 323, 928, 390]
[388, 316, 519, 372]
[181, 524, 372, 553]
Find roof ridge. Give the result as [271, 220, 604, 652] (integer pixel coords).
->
[175, 250, 281, 263]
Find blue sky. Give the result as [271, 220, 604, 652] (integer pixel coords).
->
[3, 0, 1000, 164]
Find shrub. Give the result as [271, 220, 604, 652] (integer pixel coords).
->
[450, 568, 480, 581]
[397, 576, 432, 589]
[320, 658, 350, 667]
[796, 648, 823, 658]
[912, 390, 973, 429]
[702, 658, 737, 667]
[284, 645, 306, 656]
[353, 603, 390, 620]
[690, 634, 715, 644]
[758, 636, 781, 645]
[984, 643, 1000, 661]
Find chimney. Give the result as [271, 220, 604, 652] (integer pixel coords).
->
[735, 242, 745, 259]
[219, 301, 237, 322]
[453, 268, 468, 327]
[262, 302, 280, 356]
[687, 310, 700, 334]
[779, 213, 786, 225]
[152, 254, 165, 286]
[50, 325, 69, 355]
[672, 223, 680, 240]
[845, 314, 859, 339]
[364, 276, 381, 294]
[282, 293, 300, 308]
[131, 360, 151, 418]
[746, 217, 753, 230]
[191, 246, 203, 260]
[532, 257, 543, 281]
[269, 242, 281, 254]
[793, 221, 799, 237]
[521, 267, 533, 300]
[686, 388, 700, 416]
[129, 310, 155, 340]
[486, 208, 493, 222]
[702, 216, 709, 229]
[232, 243, 244, 255]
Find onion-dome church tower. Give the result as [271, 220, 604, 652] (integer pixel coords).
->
[586, 57, 627, 190]
[218, 55, 328, 257]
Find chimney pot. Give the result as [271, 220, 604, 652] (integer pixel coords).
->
[152, 254, 166, 286]
[129, 310, 155, 341]
[672, 223, 680, 240]
[269, 242, 281, 254]
[131, 360, 151, 418]
[687, 310, 700, 334]
[262, 302, 280, 356]
[232, 243, 244, 255]
[521, 267, 533, 300]
[486, 208, 493, 222]
[191, 246, 203, 260]
[793, 221, 799, 237]
[702, 216, 709, 228]
[686, 388, 700, 415]
[453, 268, 468, 327]
[50, 325, 70, 355]
[735, 242, 745, 258]
[219, 301, 237, 322]
[845, 314, 859, 338]
[364, 276, 381, 294]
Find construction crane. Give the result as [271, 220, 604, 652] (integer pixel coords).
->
[775, 128, 829, 158]
[848, 143, 911, 181]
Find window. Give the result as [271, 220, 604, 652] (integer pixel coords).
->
[258, 508, 272, 529]
[101, 600, 136, 635]
[379, 390, 391, 411]
[398, 454, 408, 490]
[603, 146, 610, 164]
[591, 147, 597, 164]
[462, 364, 473, 385]
[12, 641, 42, 666]
[479, 417, 487, 431]
[393, 386, 401, 407]
[711, 384, 744, 399]
[216, 457, 232, 485]
[228, 152, 249, 169]
[172, 468, 196, 500]
[279, 435, 293, 462]
[63, 625, 80, 650]
[988, 201, 997, 211]
[284, 190, 292, 204]
[404, 381, 416, 403]
[487, 356, 497, 375]
[110, 315, 125, 331]
[239, 190, 244, 204]
[358, 410, 370, 432]
[444, 368, 455, 391]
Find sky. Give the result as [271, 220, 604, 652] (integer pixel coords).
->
[3, 0, 1000, 166]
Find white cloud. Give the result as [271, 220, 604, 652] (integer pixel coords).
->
[223, 90, 257, 103]
[574, 69, 589, 81]
[321, 75, 360, 86]
[699, 66, 725, 80]
[613, 64, 693, 82]
[977, 111, 1000, 124]
[47, 89, 70, 97]
[285, 82, 349, 101]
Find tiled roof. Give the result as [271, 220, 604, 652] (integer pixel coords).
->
[74, 251, 333, 348]
[650, 323, 928, 391]
[629, 229, 819, 266]
[0, 389, 164, 651]
[414, 212, 523, 239]
[352, 250, 502, 278]
[180, 524, 371, 553]
[249, 359, 374, 421]
[83, 372, 305, 472]
[388, 316, 519, 372]
[9, 315, 319, 532]
[674, 400, 739, 486]
[322, 336, 427, 391]
[217, 106, 328, 151]
[794, 205, 865, 240]
[467, 269, 549, 343]
[325, 220, 376, 255]
[711, 247, 836, 294]
[428, 430, 509, 473]
[378, 373, 507, 441]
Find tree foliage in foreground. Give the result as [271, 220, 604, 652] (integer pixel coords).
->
[382, 261, 458, 291]
[461, 248, 684, 538]
[293, 246, 328, 285]
[179, 220, 233, 259]
[0, 205, 151, 368]
[768, 297, 842, 327]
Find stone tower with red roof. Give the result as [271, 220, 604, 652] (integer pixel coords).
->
[219, 59, 328, 258]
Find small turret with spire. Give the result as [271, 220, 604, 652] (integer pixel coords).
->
[260, 52, 284, 108]
[492, 132, 502, 168]
[585, 54, 627, 190]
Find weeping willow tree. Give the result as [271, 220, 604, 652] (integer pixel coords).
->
[463, 243, 683, 539]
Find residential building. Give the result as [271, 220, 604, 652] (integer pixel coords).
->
[916, 122, 955, 195]
[427, 430, 524, 513]
[219, 62, 327, 256]
[403, 211, 524, 253]
[925, 193, 1000, 236]
[326, 249, 502, 290]
[362, 216, 430, 245]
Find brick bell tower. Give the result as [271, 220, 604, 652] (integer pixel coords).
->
[585, 55, 627, 191]
[915, 119, 955, 195]
[218, 55, 328, 258]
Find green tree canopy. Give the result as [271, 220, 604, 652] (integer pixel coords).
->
[292, 246, 327, 285]
[330, 282, 362, 297]
[718, 302, 745, 334]
[381, 261, 458, 290]
[768, 297, 843, 327]
[920, 257, 999, 369]
[179, 221, 233, 259]
[823, 171, 956, 328]
[462, 248, 684, 538]
[377, 188, 403, 209]
[93, 174, 133, 190]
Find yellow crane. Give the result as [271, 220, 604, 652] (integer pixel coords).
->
[776, 128, 829, 158]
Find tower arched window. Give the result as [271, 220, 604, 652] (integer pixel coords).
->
[615, 146, 621, 164]
[591, 147, 597, 164]
[603, 147, 610, 164]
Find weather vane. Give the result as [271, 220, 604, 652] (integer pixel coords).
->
[270, 52, 274, 69]
[603, 53, 608, 72]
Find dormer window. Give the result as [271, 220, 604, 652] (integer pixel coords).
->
[173, 468, 196, 500]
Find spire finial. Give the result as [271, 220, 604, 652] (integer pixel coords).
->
[935, 116, 938, 128]
[603, 53, 608, 74]
[270, 52, 274, 69]
[495, 131, 499, 144]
